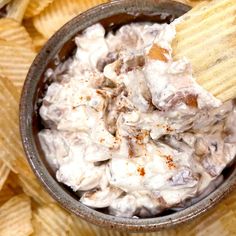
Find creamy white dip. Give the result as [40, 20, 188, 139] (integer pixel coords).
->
[39, 22, 236, 217]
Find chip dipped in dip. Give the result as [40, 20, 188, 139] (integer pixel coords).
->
[38, 21, 236, 218]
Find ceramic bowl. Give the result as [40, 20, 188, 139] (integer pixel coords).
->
[20, 0, 236, 232]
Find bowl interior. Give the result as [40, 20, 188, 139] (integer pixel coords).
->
[33, 1, 191, 207]
[20, 0, 236, 232]
[33, 6, 189, 182]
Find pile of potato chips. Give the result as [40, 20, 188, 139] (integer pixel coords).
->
[0, 0, 236, 235]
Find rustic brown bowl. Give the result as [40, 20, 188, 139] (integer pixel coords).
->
[20, 0, 236, 232]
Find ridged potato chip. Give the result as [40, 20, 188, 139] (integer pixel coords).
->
[31, 217, 48, 236]
[173, 0, 236, 101]
[0, 194, 33, 236]
[0, 160, 10, 191]
[69, 214, 131, 236]
[0, 76, 31, 174]
[0, 117, 30, 176]
[0, 41, 36, 89]
[0, 184, 16, 206]
[0, 146, 18, 174]
[0, 77, 53, 223]
[196, 57, 236, 101]
[23, 19, 47, 52]
[32, 34, 47, 52]
[4, 172, 23, 193]
[18, 174, 55, 205]
[0, 18, 34, 50]
[32, 203, 73, 236]
[33, 0, 108, 38]
[24, 0, 54, 19]
[68, 216, 96, 236]
[6, 0, 30, 23]
[0, 172, 23, 206]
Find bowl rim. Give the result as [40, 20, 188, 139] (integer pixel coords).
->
[19, 0, 236, 232]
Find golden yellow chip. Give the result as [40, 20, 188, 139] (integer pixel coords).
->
[0, 146, 18, 174]
[173, 0, 236, 67]
[69, 214, 125, 236]
[0, 184, 16, 206]
[31, 217, 48, 236]
[0, 76, 53, 207]
[0, 160, 10, 191]
[18, 174, 55, 205]
[6, 0, 30, 23]
[0, 172, 23, 206]
[0, 113, 31, 176]
[33, 0, 108, 38]
[0, 76, 31, 175]
[196, 57, 236, 101]
[0, 41, 36, 90]
[32, 34, 47, 52]
[23, 19, 47, 52]
[173, 0, 236, 102]
[32, 203, 73, 236]
[4, 172, 23, 193]
[0, 73, 20, 100]
[0, 18, 35, 50]
[68, 216, 94, 236]
[0, 194, 33, 236]
[24, 0, 54, 19]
